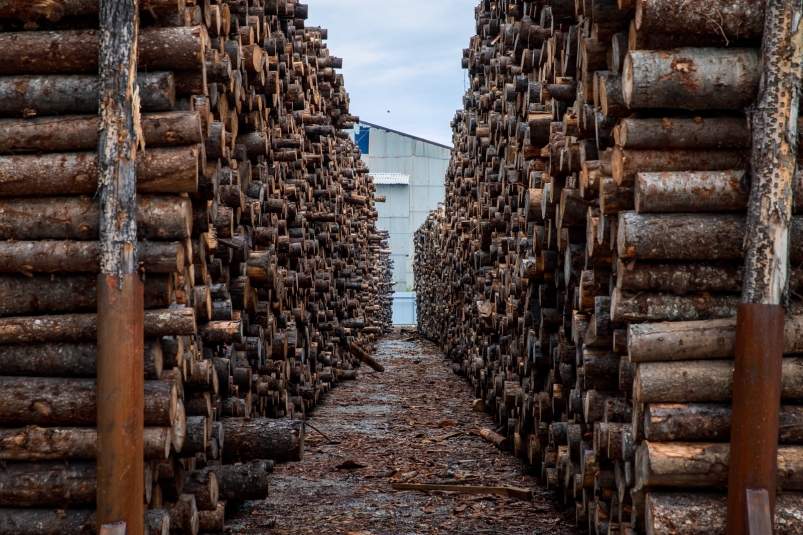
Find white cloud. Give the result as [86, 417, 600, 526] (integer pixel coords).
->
[306, 0, 477, 146]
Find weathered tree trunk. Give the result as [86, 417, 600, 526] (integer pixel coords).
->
[0, 112, 202, 153]
[616, 259, 744, 295]
[635, 0, 765, 39]
[628, 315, 803, 362]
[0, 507, 97, 535]
[0, 240, 182, 273]
[0, 377, 176, 426]
[0, 461, 97, 506]
[0, 196, 190, 241]
[634, 171, 748, 213]
[221, 417, 303, 463]
[617, 117, 751, 150]
[634, 357, 803, 403]
[646, 492, 803, 535]
[200, 460, 271, 500]
[623, 48, 759, 110]
[182, 470, 218, 511]
[0, 425, 170, 460]
[163, 494, 198, 535]
[349, 342, 384, 372]
[611, 147, 746, 186]
[0, 72, 174, 117]
[610, 288, 739, 322]
[197, 503, 225, 533]
[644, 403, 803, 443]
[636, 442, 803, 490]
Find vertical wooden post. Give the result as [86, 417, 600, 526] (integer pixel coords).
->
[96, 0, 144, 533]
[727, 2, 803, 534]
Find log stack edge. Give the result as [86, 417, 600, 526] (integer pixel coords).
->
[414, 1, 803, 534]
[0, 1, 392, 533]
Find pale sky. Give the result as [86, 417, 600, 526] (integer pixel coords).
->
[307, 0, 478, 147]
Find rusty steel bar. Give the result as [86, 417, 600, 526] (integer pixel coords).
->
[726, 304, 784, 535]
[97, 275, 144, 534]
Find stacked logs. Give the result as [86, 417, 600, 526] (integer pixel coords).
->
[415, 1, 803, 534]
[0, 0, 391, 533]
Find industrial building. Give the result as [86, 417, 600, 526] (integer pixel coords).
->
[351, 121, 451, 324]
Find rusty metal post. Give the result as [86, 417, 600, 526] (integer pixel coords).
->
[96, 0, 143, 532]
[726, 304, 783, 534]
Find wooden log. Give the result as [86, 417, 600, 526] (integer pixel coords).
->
[0, 508, 97, 535]
[645, 492, 803, 535]
[628, 316, 803, 362]
[0, 273, 174, 314]
[0, 144, 200, 197]
[617, 117, 751, 150]
[348, 342, 384, 372]
[634, 357, 803, 403]
[0, 308, 194, 344]
[221, 417, 303, 463]
[0, 112, 202, 153]
[636, 441, 803, 490]
[0, 377, 176, 426]
[0, 240, 183, 273]
[0, 195, 191, 241]
[644, 403, 803, 443]
[616, 259, 744, 295]
[0, 27, 204, 75]
[635, 0, 765, 40]
[0, 425, 171, 460]
[615, 213, 803, 262]
[610, 288, 740, 322]
[145, 509, 170, 535]
[0, 0, 182, 20]
[182, 471, 218, 511]
[0, 340, 165, 378]
[623, 48, 759, 110]
[164, 494, 198, 535]
[197, 502, 224, 533]
[0, 72, 175, 117]
[0, 461, 96, 506]
[200, 460, 270, 500]
[611, 147, 746, 187]
[635, 170, 748, 213]
[480, 428, 510, 450]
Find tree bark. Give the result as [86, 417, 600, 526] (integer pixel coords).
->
[636, 442, 803, 490]
[0, 507, 96, 535]
[200, 460, 271, 500]
[221, 417, 304, 463]
[644, 403, 803, 443]
[623, 48, 759, 110]
[610, 288, 740, 322]
[646, 492, 803, 535]
[0, 377, 176, 426]
[0, 195, 191, 241]
[611, 147, 746, 187]
[616, 259, 746, 295]
[0, 426, 171, 460]
[0, 72, 175, 117]
[617, 117, 751, 150]
[635, 0, 765, 40]
[0, 112, 202, 153]
[628, 315, 803, 362]
[0, 240, 183, 273]
[635, 171, 748, 213]
[634, 357, 803, 403]
[0, 461, 97, 506]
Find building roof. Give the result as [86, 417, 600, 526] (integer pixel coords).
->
[370, 173, 410, 185]
[358, 121, 453, 151]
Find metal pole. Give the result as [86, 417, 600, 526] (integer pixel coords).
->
[727, 1, 803, 533]
[96, 0, 143, 533]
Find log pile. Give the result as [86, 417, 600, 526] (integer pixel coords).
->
[0, 0, 391, 533]
[414, 1, 803, 533]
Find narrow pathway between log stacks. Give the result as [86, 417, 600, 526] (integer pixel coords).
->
[229, 331, 580, 535]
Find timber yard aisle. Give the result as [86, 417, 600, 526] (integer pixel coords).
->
[229, 331, 580, 535]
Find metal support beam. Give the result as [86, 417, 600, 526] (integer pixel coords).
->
[96, 0, 143, 532]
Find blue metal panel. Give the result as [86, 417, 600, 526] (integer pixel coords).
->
[355, 128, 370, 154]
[392, 292, 417, 325]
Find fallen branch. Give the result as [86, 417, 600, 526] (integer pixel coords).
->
[349, 342, 385, 372]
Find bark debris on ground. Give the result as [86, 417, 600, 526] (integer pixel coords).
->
[228, 330, 581, 534]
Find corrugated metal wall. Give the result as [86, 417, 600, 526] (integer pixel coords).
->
[351, 124, 450, 292]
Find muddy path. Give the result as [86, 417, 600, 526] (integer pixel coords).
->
[229, 332, 581, 534]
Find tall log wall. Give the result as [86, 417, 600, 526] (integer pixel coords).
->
[0, 1, 391, 533]
[414, 1, 803, 534]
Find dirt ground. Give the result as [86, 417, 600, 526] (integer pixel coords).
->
[228, 331, 582, 534]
